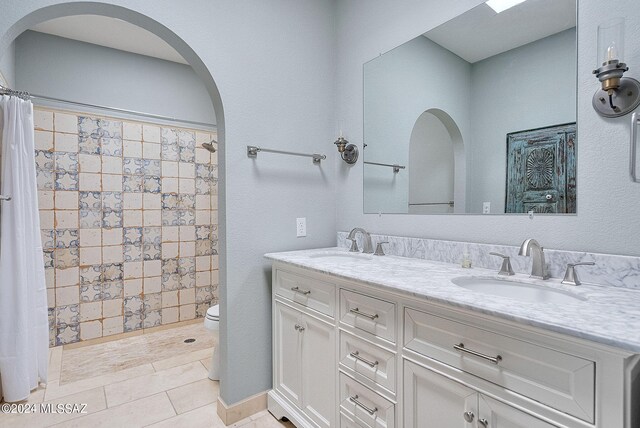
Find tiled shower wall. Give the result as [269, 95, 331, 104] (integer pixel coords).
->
[33, 108, 219, 346]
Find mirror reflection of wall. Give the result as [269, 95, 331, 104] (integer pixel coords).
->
[363, 0, 577, 215]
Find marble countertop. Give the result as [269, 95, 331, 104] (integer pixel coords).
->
[265, 247, 640, 353]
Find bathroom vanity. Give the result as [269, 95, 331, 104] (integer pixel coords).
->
[265, 248, 640, 428]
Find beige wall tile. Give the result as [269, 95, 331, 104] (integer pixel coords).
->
[35, 130, 54, 150]
[179, 178, 195, 194]
[102, 174, 123, 192]
[179, 289, 195, 305]
[178, 162, 195, 179]
[195, 195, 210, 210]
[124, 261, 143, 279]
[103, 316, 124, 336]
[161, 177, 178, 193]
[40, 210, 54, 229]
[195, 132, 211, 145]
[79, 173, 101, 191]
[162, 243, 179, 259]
[195, 210, 209, 225]
[55, 133, 79, 153]
[144, 210, 162, 227]
[143, 124, 161, 143]
[179, 242, 195, 258]
[56, 267, 79, 287]
[196, 271, 211, 287]
[195, 147, 211, 164]
[212, 270, 219, 285]
[162, 307, 179, 324]
[47, 288, 55, 307]
[78, 154, 101, 173]
[55, 210, 79, 229]
[179, 304, 196, 321]
[123, 193, 142, 210]
[80, 301, 102, 322]
[162, 291, 179, 308]
[80, 247, 102, 265]
[102, 245, 124, 264]
[212, 255, 219, 269]
[56, 286, 79, 306]
[80, 320, 103, 340]
[45, 269, 55, 289]
[162, 226, 179, 242]
[102, 156, 122, 175]
[179, 226, 195, 241]
[144, 260, 161, 277]
[144, 276, 162, 294]
[102, 228, 123, 246]
[34, 109, 54, 131]
[123, 122, 143, 141]
[55, 191, 78, 210]
[123, 209, 143, 227]
[54, 112, 78, 134]
[124, 279, 143, 297]
[143, 142, 161, 159]
[195, 256, 210, 272]
[39, 190, 54, 210]
[123, 140, 143, 157]
[143, 193, 161, 210]
[80, 229, 101, 247]
[103, 299, 123, 318]
[162, 161, 179, 177]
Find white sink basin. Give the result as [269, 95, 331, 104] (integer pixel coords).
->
[451, 276, 586, 304]
[308, 251, 372, 262]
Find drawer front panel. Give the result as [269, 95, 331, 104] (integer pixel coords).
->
[339, 373, 395, 428]
[340, 289, 396, 343]
[404, 308, 595, 423]
[339, 331, 396, 394]
[275, 269, 335, 317]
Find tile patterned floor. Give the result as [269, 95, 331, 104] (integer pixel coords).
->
[0, 325, 294, 428]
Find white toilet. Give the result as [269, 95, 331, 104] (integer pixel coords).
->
[203, 304, 220, 381]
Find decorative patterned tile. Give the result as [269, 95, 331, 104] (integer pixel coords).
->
[124, 227, 143, 245]
[43, 250, 55, 268]
[162, 258, 179, 276]
[124, 314, 143, 332]
[143, 293, 162, 312]
[123, 175, 144, 193]
[55, 171, 79, 190]
[80, 265, 102, 285]
[55, 248, 79, 268]
[195, 287, 213, 304]
[123, 157, 144, 175]
[80, 283, 102, 302]
[56, 324, 80, 345]
[124, 295, 143, 315]
[142, 309, 162, 328]
[100, 119, 122, 139]
[144, 176, 161, 193]
[56, 229, 79, 248]
[79, 136, 101, 155]
[195, 164, 210, 179]
[41, 229, 56, 250]
[195, 240, 212, 256]
[178, 130, 196, 163]
[78, 117, 101, 138]
[143, 159, 161, 176]
[35, 150, 55, 170]
[102, 263, 124, 282]
[180, 273, 195, 289]
[56, 304, 79, 326]
[161, 128, 180, 161]
[80, 209, 102, 229]
[102, 281, 123, 300]
[124, 243, 143, 262]
[102, 192, 123, 211]
[178, 257, 195, 275]
[37, 169, 54, 190]
[143, 227, 162, 245]
[162, 193, 179, 210]
[179, 210, 195, 226]
[54, 152, 78, 172]
[102, 210, 123, 228]
[101, 137, 123, 157]
[177, 194, 195, 210]
[195, 303, 209, 318]
[143, 242, 161, 261]
[195, 177, 210, 195]
[161, 273, 181, 292]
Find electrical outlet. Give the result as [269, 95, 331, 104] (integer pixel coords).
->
[482, 202, 491, 214]
[296, 217, 307, 237]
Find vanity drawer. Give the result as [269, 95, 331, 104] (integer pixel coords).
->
[340, 289, 396, 343]
[339, 331, 396, 394]
[275, 269, 335, 317]
[404, 307, 595, 423]
[339, 373, 395, 428]
[340, 411, 365, 428]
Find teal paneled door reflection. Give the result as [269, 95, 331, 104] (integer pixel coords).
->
[505, 123, 576, 214]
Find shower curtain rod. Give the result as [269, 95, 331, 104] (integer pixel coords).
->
[0, 84, 216, 130]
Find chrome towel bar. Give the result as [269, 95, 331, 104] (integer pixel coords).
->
[364, 161, 405, 173]
[631, 111, 640, 183]
[247, 145, 326, 164]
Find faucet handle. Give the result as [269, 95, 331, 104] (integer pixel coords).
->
[374, 241, 389, 256]
[489, 252, 515, 276]
[347, 237, 359, 253]
[561, 261, 595, 286]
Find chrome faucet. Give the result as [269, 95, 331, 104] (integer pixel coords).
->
[347, 228, 374, 254]
[518, 239, 549, 279]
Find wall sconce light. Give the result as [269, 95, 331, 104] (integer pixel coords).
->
[592, 18, 640, 118]
[334, 135, 359, 164]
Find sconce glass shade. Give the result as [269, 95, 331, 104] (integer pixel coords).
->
[597, 18, 625, 66]
[592, 17, 640, 117]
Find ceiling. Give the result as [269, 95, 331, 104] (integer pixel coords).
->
[424, 0, 576, 63]
[31, 15, 187, 64]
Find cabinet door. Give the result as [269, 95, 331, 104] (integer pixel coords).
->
[404, 360, 477, 428]
[274, 302, 302, 407]
[301, 314, 336, 428]
[478, 396, 558, 428]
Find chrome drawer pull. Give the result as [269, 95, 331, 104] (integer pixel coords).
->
[349, 307, 379, 320]
[349, 395, 378, 415]
[349, 351, 379, 368]
[453, 343, 502, 365]
[291, 286, 311, 295]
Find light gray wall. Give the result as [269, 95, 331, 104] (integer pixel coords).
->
[336, 0, 640, 257]
[15, 30, 215, 126]
[0, 40, 14, 87]
[363, 35, 471, 213]
[468, 28, 576, 213]
[0, 0, 337, 407]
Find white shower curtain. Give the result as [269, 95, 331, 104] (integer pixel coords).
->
[0, 95, 48, 402]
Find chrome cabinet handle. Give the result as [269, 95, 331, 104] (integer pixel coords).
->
[349, 307, 379, 320]
[349, 351, 379, 368]
[349, 395, 377, 415]
[463, 411, 474, 422]
[294, 324, 305, 332]
[291, 286, 311, 295]
[478, 418, 489, 427]
[453, 343, 502, 365]
[631, 111, 639, 183]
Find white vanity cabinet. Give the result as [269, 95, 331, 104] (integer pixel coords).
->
[267, 261, 639, 428]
